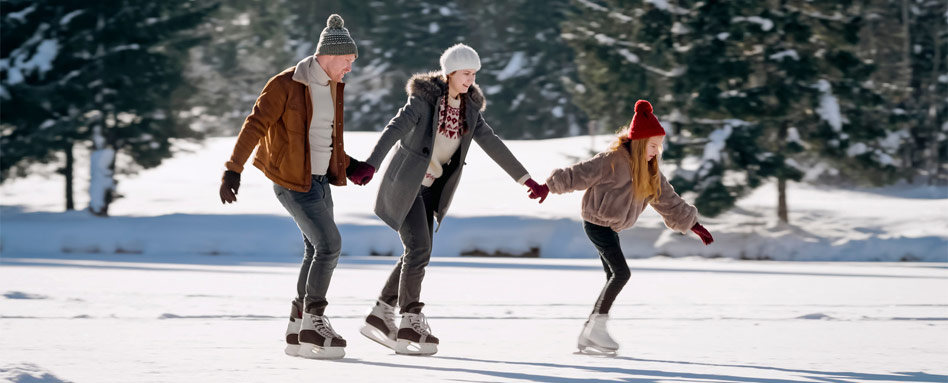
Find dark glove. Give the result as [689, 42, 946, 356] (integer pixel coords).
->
[220, 170, 240, 204]
[691, 222, 713, 245]
[346, 160, 375, 186]
[524, 178, 549, 204]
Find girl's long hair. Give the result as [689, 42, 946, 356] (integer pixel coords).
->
[608, 131, 661, 200]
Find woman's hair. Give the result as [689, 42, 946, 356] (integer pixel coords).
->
[440, 73, 468, 135]
[609, 130, 661, 200]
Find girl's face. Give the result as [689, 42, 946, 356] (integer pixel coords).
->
[646, 135, 664, 161]
[448, 69, 477, 96]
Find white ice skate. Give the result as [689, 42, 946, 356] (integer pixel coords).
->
[284, 301, 303, 356]
[395, 312, 439, 356]
[297, 313, 346, 359]
[576, 313, 619, 356]
[359, 300, 398, 350]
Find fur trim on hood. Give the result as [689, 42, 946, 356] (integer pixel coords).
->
[405, 71, 486, 112]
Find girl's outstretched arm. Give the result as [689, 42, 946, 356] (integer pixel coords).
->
[545, 151, 613, 194]
[649, 172, 699, 233]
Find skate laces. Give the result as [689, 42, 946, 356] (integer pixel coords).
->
[408, 313, 432, 336]
[313, 316, 341, 339]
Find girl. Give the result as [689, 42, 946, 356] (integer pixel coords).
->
[348, 43, 547, 355]
[535, 100, 714, 355]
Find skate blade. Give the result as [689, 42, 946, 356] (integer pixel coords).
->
[575, 344, 617, 357]
[284, 343, 300, 356]
[395, 339, 438, 356]
[360, 324, 397, 350]
[297, 343, 345, 359]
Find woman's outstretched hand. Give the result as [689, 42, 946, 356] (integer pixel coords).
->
[524, 178, 549, 204]
[691, 222, 714, 245]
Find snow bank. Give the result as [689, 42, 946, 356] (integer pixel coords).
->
[2, 133, 945, 262]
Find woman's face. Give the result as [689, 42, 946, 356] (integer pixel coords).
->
[646, 135, 664, 161]
[448, 69, 477, 96]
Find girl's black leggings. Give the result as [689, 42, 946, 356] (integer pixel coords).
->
[583, 221, 632, 314]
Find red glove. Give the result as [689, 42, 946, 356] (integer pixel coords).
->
[691, 222, 713, 245]
[346, 160, 375, 186]
[220, 170, 240, 204]
[524, 178, 549, 204]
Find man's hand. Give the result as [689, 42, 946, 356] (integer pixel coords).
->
[346, 160, 375, 186]
[220, 170, 240, 204]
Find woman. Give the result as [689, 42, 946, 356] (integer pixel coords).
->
[348, 44, 547, 355]
[538, 100, 714, 355]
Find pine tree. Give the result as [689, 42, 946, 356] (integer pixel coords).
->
[562, 0, 679, 134]
[183, 0, 293, 136]
[0, 0, 216, 215]
[900, 0, 947, 184]
[2, 1, 99, 210]
[564, 0, 902, 222]
[343, 1, 467, 132]
[461, 1, 585, 138]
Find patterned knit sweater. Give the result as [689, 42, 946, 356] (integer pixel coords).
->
[422, 95, 463, 186]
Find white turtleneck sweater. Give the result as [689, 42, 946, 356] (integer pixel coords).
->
[308, 59, 334, 176]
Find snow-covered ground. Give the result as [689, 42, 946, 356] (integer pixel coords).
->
[1, 133, 946, 261]
[1, 254, 946, 382]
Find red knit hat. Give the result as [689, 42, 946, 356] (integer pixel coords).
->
[627, 100, 666, 140]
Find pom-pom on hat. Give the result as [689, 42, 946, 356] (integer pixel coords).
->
[315, 14, 358, 57]
[627, 100, 666, 140]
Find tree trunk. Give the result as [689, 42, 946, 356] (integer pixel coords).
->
[901, 0, 923, 183]
[777, 176, 788, 223]
[901, 0, 912, 89]
[88, 122, 116, 217]
[88, 21, 115, 217]
[777, 121, 789, 223]
[929, 21, 943, 185]
[64, 142, 74, 211]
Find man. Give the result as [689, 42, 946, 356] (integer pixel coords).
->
[218, 14, 373, 360]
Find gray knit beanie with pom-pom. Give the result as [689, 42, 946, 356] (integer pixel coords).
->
[315, 14, 358, 57]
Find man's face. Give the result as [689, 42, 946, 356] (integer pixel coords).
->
[319, 54, 356, 82]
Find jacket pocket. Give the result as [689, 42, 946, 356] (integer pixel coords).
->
[384, 150, 407, 181]
[385, 147, 427, 183]
[267, 127, 289, 170]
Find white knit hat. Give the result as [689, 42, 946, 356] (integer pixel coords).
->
[440, 44, 481, 75]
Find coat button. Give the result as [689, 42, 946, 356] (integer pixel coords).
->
[422, 147, 430, 155]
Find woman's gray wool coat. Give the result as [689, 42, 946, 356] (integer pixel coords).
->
[365, 71, 529, 231]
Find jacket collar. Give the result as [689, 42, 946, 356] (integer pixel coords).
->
[292, 55, 332, 86]
[406, 71, 486, 112]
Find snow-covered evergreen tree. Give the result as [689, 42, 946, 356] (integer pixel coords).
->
[1, 1, 80, 204]
[183, 0, 293, 136]
[897, 0, 947, 184]
[0, 0, 215, 215]
[564, 0, 903, 222]
[562, 0, 679, 134]
[461, 1, 584, 138]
